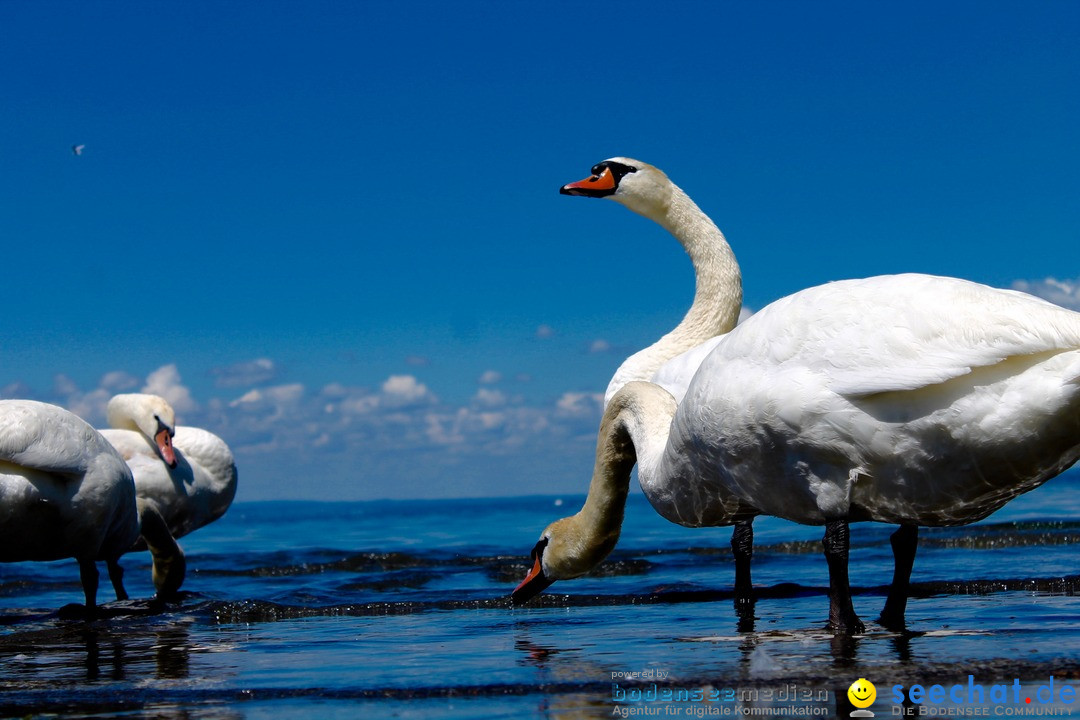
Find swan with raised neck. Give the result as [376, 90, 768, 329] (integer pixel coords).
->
[561, 158, 742, 405]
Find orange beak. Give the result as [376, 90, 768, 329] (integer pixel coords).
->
[511, 553, 554, 604]
[155, 427, 178, 469]
[560, 167, 617, 197]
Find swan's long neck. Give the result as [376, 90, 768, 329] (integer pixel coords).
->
[605, 185, 742, 404]
[106, 395, 146, 434]
[575, 383, 678, 554]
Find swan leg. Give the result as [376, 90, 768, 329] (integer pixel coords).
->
[78, 559, 99, 610]
[879, 523, 918, 630]
[731, 519, 754, 602]
[823, 520, 864, 634]
[140, 507, 186, 600]
[107, 558, 129, 601]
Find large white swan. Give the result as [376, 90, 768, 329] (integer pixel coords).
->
[0, 399, 183, 610]
[561, 159, 743, 406]
[561, 158, 757, 593]
[514, 274, 1080, 633]
[98, 393, 237, 597]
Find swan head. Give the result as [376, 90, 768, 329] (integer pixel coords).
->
[511, 512, 620, 604]
[560, 157, 674, 218]
[107, 393, 178, 469]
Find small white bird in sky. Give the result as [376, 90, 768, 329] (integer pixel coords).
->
[71, 144, 85, 156]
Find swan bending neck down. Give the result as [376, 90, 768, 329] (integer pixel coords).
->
[106, 393, 178, 467]
[0, 400, 184, 610]
[560, 158, 757, 596]
[515, 273, 1080, 634]
[512, 381, 754, 601]
[99, 393, 238, 599]
[561, 158, 742, 406]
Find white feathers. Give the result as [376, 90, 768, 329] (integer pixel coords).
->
[99, 394, 237, 541]
[0, 400, 139, 566]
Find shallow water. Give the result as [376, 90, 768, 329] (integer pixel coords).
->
[1, 472, 1078, 719]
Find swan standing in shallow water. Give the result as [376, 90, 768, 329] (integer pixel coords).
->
[99, 393, 237, 597]
[515, 272, 1080, 632]
[514, 160, 1080, 634]
[0, 399, 183, 610]
[560, 158, 757, 594]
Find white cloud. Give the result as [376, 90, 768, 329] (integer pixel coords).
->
[1012, 276, 1080, 311]
[231, 389, 263, 407]
[380, 375, 436, 407]
[478, 370, 502, 384]
[555, 391, 604, 418]
[142, 364, 197, 414]
[101, 371, 140, 392]
[18, 361, 609, 500]
[0, 381, 32, 400]
[588, 339, 613, 354]
[535, 324, 555, 339]
[58, 383, 111, 426]
[230, 384, 305, 411]
[211, 358, 279, 388]
[473, 387, 507, 407]
[53, 374, 80, 397]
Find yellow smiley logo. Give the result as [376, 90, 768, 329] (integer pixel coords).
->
[848, 678, 876, 709]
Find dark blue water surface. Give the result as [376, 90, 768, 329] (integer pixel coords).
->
[1, 471, 1078, 719]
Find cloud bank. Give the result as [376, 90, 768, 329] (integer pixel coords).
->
[9, 362, 606, 502]
[9, 287, 1070, 502]
[1012, 276, 1080, 311]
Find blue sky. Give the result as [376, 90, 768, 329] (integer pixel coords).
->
[2, 2, 1078, 500]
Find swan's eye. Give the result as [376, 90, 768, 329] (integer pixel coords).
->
[605, 161, 638, 180]
[154, 415, 175, 438]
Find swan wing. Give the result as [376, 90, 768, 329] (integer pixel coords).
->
[174, 427, 237, 484]
[173, 426, 238, 527]
[713, 274, 1080, 398]
[0, 400, 105, 476]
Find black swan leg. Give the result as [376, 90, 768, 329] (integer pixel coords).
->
[107, 558, 129, 601]
[879, 523, 918, 631]
[732, 519, 754, 602]
[823, 520, 864, 634]
[78, 559, 99, 611]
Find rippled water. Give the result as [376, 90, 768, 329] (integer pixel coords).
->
[1, 471, 1078, 718]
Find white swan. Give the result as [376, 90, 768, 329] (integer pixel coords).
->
[0, 399, 183, 610]
[98, 393, 237, 596]
[514, 274, 1080, 633]
[561, 158, 743, 406]
[561, 158, 756, 593]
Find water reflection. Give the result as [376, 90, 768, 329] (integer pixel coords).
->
[509, 591, 951, 719]
[0, 610, 197, 686]
[829, 631, 860, 668]
[154, 623, 193, 680]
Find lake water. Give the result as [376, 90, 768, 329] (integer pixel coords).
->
[1, 470, 1078, 719]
